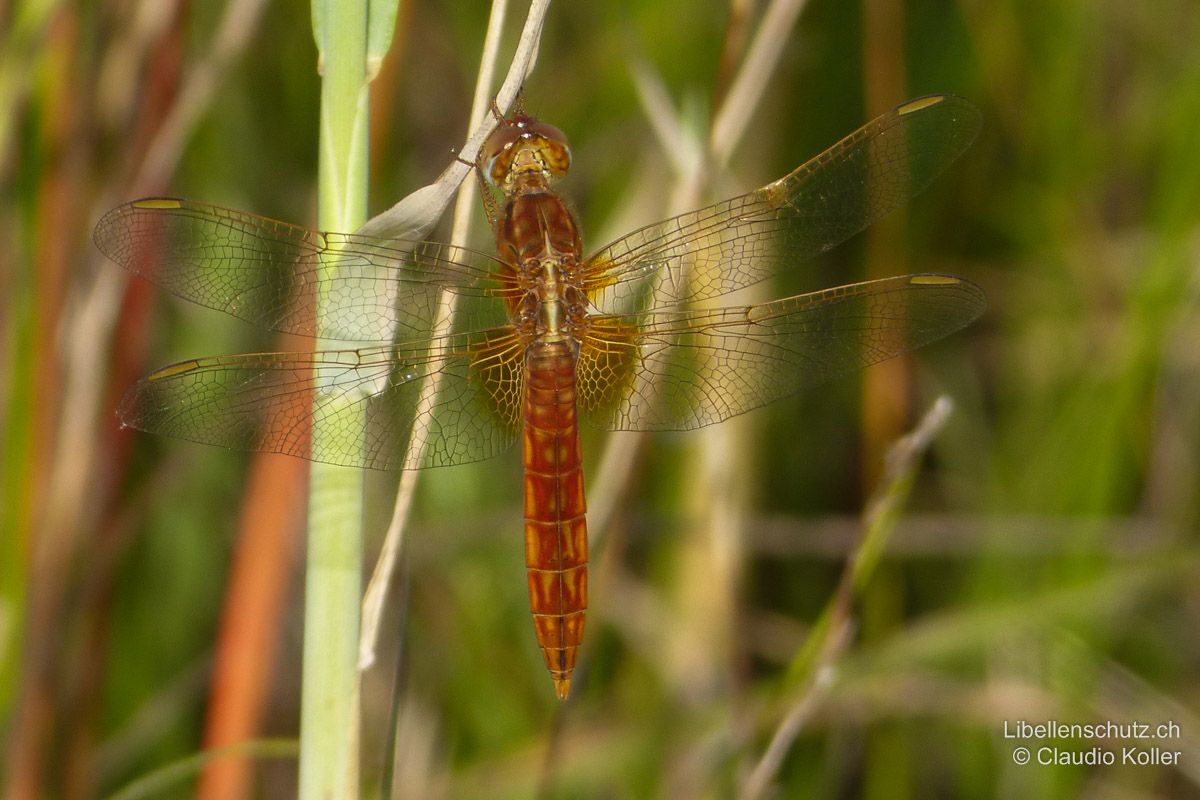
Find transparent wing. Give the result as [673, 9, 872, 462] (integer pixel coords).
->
[94, 198, 511, 342]
[118, 328, 526, 470]
[582, 95, 981, 315]
[577, 274, 985, 431]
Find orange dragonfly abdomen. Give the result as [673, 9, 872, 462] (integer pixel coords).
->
[522, 341, 588, 699]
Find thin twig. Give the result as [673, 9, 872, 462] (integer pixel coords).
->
[359, 0, 554, 671]
[739, 396, 955, 800]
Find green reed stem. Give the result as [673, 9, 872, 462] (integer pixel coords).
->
[299, 0, 378, 795]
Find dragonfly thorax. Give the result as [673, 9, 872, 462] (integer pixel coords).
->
[495, 180, 587, 346]
[526, 257, 588, 343]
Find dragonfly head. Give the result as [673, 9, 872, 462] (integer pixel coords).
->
[480, 113, 572, 190]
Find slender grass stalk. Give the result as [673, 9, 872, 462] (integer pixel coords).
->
[300, 0, 394, 794]
[357, 0, 514, 675]
[358, 0, 552, 673]
[741, 397, 955, 800]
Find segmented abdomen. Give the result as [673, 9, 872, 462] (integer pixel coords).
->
[522, 340, 588, 699]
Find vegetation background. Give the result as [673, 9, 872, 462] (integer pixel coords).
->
[2, 0, 1198, 797]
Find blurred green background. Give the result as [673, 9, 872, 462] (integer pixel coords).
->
[2, 0, 1199, 797]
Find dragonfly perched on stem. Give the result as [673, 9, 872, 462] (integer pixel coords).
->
[95, 93, 985, 699]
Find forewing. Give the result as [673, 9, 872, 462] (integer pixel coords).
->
[94, 198, 509, 342]
[582, 95, 981, 315]
[119, 328, 525, 470]
[577, 274, 985, 431]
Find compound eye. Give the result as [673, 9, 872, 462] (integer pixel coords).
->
[523, 121, 571, 177]
[480, 124, 524, 167]
[522, 120, 569, 151]
[480, 124, 527, 186]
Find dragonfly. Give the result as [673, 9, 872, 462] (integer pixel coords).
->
[95, 93, 985, 699]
